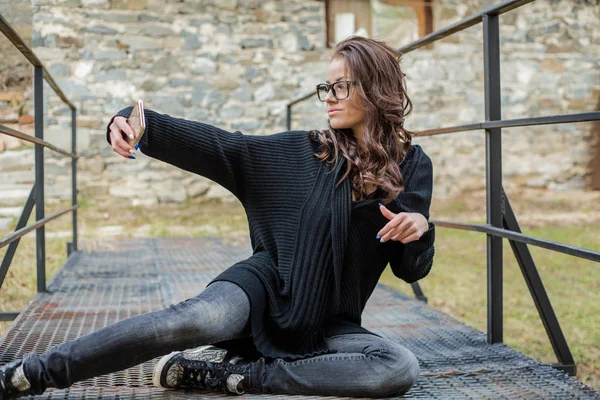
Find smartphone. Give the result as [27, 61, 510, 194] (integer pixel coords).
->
[126, 99, 145, 149]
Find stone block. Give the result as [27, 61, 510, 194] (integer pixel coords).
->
[147, 95, 185, 116]
[95, 69, 127, 83]
[48, 63, 71, 77]
[185, 108, 210, 121]
[205, 184, 237, 202]
[192, 57, 217, 74]
[83, 25, 119, 35]
[219, 105, 243, 119]
[118, 36, 163, 51]
[184, 35, 202, 50]
[132, 197, 157, 206]
[240, 38, 273, 49]
[187, 180, 211, 197]
[82, 0, 110, 9]
[243, 105, 268, 119]
[254, 83, 275, 102]
[202, 90, 226, 109]
[156, 182, 187, 203]
[231, 120, 262, 132]
[151, 56, 183, 75]
[232, 83, 253, 102]
[128, 0, 146, 10]
[143, 24, 174, 37]
[217, 0, 237, 9]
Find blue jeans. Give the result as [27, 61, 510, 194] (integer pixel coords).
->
[22, 281, 419, 397]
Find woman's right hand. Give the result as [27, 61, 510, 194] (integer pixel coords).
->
[108, 116, 137, 158]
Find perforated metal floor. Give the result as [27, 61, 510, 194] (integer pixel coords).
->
[1, 237, 598, 399]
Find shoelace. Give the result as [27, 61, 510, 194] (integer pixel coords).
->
[181, 360, 230, 392]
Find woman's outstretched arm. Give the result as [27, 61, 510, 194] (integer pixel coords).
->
[386, 145, 436, 283]
[106, 106, 254, 203]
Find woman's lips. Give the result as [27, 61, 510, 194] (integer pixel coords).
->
[328, 109, 341, 115]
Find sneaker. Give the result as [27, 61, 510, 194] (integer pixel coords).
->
[0, 360, 31, 399]
[153, 345, 251, 394]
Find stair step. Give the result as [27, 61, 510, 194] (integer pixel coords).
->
[0, 185, 31, 206]
[0, 207, 22, 217]
[0, 149, 34, 172]
[1, 169, 34, 184]
[0, 217, 12, 231]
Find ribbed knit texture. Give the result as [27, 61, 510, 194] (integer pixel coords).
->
[107, 108, 435, 360]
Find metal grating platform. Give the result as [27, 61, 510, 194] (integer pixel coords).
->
[1, 237, 598, 399]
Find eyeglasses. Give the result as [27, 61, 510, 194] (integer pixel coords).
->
[316, 80, 355, 102]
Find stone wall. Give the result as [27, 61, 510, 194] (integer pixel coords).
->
[400, 0, 599, 197]
[1, 0, 598, 208]
[32, 0, 329, 206]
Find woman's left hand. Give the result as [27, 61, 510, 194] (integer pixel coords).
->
[377, 204, 429, 244]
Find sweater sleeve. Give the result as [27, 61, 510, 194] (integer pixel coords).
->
[106, 107, 255, 203]
[388, 145, 436, 283]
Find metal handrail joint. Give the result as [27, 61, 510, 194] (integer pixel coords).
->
[0, 14, 75, 110]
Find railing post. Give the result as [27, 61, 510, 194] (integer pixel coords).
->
[483, 13, 503, 344]
[502, 188, 576, 375]
[286, 104, 292, 131]
[34, 65, 46, 293]
[71, 108, 78, 253]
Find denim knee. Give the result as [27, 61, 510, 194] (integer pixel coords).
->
[155, 294, 247, 347]
[366, 342, 420, 397]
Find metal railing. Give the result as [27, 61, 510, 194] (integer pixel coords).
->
[286, 0, 600, 376]
[0, 14, 78, 320]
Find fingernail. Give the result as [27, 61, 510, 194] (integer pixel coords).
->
[129, 149, 135, 154]
[128, 155, 135, 159]
[378, 202, 383, 207]
[380, 237, 385, 243]
[135, 143, 140, 150]
[129, 134, 134, 140]
[375, 234, 381, 239]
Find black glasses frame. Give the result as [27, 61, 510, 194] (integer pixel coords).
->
[315, 80, 356, 102]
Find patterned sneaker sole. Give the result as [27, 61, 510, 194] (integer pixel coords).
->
[152, 351, 180, 389]
[152, 345, 217, 389]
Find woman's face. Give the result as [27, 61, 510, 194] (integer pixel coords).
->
[323, 57, 366, 140]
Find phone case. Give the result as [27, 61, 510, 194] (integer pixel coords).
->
[126, 99, 145, 149]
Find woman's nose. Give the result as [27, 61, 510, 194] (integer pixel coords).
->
[324, 88, 336, 103]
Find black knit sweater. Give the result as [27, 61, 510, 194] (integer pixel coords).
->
[107, 107, 435, 360]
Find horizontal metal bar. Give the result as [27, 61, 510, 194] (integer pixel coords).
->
[0, 15, 75, 110]
[416, 112, 600, 137]
[0, 125, 77, 159]
[0, 205, 78, 249]
[431, 220, 600, 263]
[288, 91, 316, 107]
[0, 312, 20, 321]
[398, 0, 534, 54]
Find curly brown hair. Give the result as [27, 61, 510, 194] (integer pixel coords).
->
[312, 36, 413, 204]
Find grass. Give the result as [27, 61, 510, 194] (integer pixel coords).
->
[0, 189, 598, 390]
[381, 190, 600, 390]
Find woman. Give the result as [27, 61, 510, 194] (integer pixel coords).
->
[0, 36, 434, 398]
